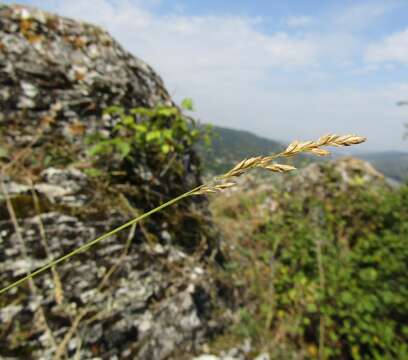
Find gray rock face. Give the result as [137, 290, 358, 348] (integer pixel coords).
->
[0, 4, 170, 125]
[0, 206, 219, 358]
[286, 157, 389, 197]
[0, 4, 226, 359]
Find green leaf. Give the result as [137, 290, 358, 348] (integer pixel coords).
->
[130, 107, 154, 117]
[134, 124, 148, 133]
[122, 115, 135, 126]
[157, 107, 178, 117]
[115, 140, 132, 158]
[181, 98, 194, 111]
[0, 146, 9, 159]
[104, 106, 124, 116]
[161, 144, 171, 154]
[306, 303, 317, 313]
[163, 129, 173, 140]
[84, 132, 103, 145]
[113, 123, 125, 131]
[146, 130, 161, 142]
[88, 141, 112, 156]
[176, 119, 188, 132]
[84, 168, 104, 177]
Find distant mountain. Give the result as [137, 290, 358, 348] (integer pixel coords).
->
[198, 125, 408, 182]
[356, 151, 408, 182]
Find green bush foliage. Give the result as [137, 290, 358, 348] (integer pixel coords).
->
[86, 100, 209, 162]
[214, 177, 408, 359]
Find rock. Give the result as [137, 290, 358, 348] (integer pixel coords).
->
[285, 157, 389, 198]
[193, 356, 222, 360]
[254, 354, 270, 360]
[193, 339, 253, 360]
[0, 4, 226, 359]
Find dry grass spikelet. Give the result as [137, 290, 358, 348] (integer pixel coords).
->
[282, 134, 366, 157]
[193, 182, 237, 195]
[309, 148, 331, 157]
[199, 133, 366, 195]
[224, 156, 264, 177]
[316, 134, 366, 147]
[263, 164, 297, 173]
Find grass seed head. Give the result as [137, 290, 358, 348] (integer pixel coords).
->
[199, 133, 366, 195]
[264, 164, 297, 173]
[215, 182, 237, 189]
[333, 135, 366, 146]
[192, 182, 237, 195]
[309, 148, 331, 156]
[225, 156, 267, 177]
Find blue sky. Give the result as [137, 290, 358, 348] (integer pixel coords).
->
[4, 0, 408, 151]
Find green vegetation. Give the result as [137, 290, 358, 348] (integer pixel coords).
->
[86, 101, 208, 165]
[2, 91, 406, 359]
[0, 99, 212, 294]
[211, 162, 408, 359]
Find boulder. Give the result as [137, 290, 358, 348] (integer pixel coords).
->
[0, 4, 225, 359]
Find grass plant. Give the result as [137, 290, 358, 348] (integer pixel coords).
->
[0, 134, 366, 296]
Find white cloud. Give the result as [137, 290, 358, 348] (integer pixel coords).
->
[332, 1, 393, 30]
[6, 0, 407, 150]
[284, 15, 313, 28]
[49, 0, 320, 72]
[365, 28, 408, 65]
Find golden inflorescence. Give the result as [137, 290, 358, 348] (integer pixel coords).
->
[193, 134, 366, 195]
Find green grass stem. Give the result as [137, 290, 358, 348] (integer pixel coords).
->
[0, 186, 200, 296]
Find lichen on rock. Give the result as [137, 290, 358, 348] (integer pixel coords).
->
[0, 4, 226, 359]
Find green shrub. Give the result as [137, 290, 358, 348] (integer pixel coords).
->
[223, 183, 408, 359]
[86, 100, 209, 161]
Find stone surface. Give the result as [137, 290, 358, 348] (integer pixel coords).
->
[285, 157, 389, 197]
[0, 4, 225, 359]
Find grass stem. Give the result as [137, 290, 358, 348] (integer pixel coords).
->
[0, 186, 200, 295]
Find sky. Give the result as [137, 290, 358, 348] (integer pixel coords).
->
[4, 0, 408, 152]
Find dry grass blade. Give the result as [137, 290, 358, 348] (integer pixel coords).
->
[30, 185, 64, 305]
[54, 309, 88, 360]
[0, 180, 58, 349]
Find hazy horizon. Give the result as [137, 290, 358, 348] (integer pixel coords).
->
[5, 0, 408, 152]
